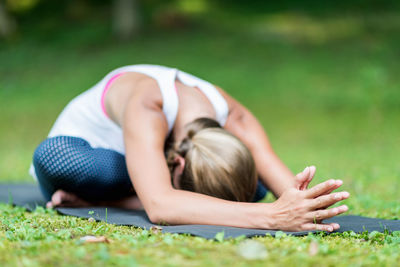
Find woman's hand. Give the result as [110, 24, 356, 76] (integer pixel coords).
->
[269, 179, 349, 232]
[295, 166, 316, 190]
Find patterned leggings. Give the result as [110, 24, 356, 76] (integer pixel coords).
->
[33, 136, 267, 202]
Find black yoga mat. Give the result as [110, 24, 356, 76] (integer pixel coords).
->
[1, 184, 399, 239]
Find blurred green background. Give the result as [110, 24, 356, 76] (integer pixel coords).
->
[0, 0, 399, 217]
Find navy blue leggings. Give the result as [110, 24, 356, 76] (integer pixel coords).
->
[33, 136, 267, 202]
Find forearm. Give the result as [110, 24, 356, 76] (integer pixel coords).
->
[226, 108, 295, 197]
[215, 86, 296, 197]
[254, 148, 295, 197]
[150, 188, 274, 229]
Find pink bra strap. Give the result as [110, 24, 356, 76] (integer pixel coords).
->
[101, 72, 126, 118]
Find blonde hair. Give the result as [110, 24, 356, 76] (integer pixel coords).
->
[166, 118, 257, 202]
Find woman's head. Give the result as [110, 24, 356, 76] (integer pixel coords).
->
[166, 118, 257, 202]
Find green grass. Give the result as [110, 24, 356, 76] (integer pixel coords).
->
[1, 12, 400, 266]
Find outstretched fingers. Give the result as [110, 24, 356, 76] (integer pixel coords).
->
[321, 185, 341, 196]
[301, 165, 316, 190]
[305, 179, 343, 199]
[296, 166, 317, 190]
[302, 223, 337, 232]
[310, 205, 349, 222]
[296, 167, 310, 190]
[312, 191, 350, 209]
[303, 219, 343, 232]
[329, 223, 340, 231]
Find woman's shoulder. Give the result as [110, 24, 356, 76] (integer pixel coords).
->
[106, 72, 165, 125]
[111, 72, 163, 101]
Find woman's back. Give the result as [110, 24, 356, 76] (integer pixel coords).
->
[46, 64, 228, 155]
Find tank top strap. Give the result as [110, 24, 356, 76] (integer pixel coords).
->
[176, 70, 229, 126]
[157, 68, 179, 133]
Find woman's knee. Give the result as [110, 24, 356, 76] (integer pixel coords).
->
[32, 136, 132, 200]
[33, 137, 58, 177]
[33, 136, 90, 180]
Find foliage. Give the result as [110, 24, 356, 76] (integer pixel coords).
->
[0, 8, 400, 267]
[6, 0, 39, 13]
[0, 204, 399, 266]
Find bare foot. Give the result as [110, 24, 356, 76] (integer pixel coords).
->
[46, 190, 143, 210]
[46, 190, 91, 208]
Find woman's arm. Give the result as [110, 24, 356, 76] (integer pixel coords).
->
[121, 78, 348, 231]
[216, 87, 303, 198]
[122, 79, 266, 228]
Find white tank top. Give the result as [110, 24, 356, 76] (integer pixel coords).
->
[29, 64, 229, 179]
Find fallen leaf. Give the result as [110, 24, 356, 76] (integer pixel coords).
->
[150, 226, 163, 234]
[80, 235, 111, 243]
[236, 240, 268, 260]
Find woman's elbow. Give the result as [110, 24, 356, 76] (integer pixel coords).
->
[147, 208, 164, 224]
[147, 207, 177, 225]
[144, 196, 173, 224]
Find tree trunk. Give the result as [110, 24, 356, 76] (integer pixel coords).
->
[112, 0, 141, 40]
[0, 1, 17, 39]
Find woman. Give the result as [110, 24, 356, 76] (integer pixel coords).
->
[31, 64, 349, 232]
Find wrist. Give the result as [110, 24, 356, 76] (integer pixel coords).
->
[246, 202, 277, 230]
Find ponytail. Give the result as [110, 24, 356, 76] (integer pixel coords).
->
[165, 118, 257, 202]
